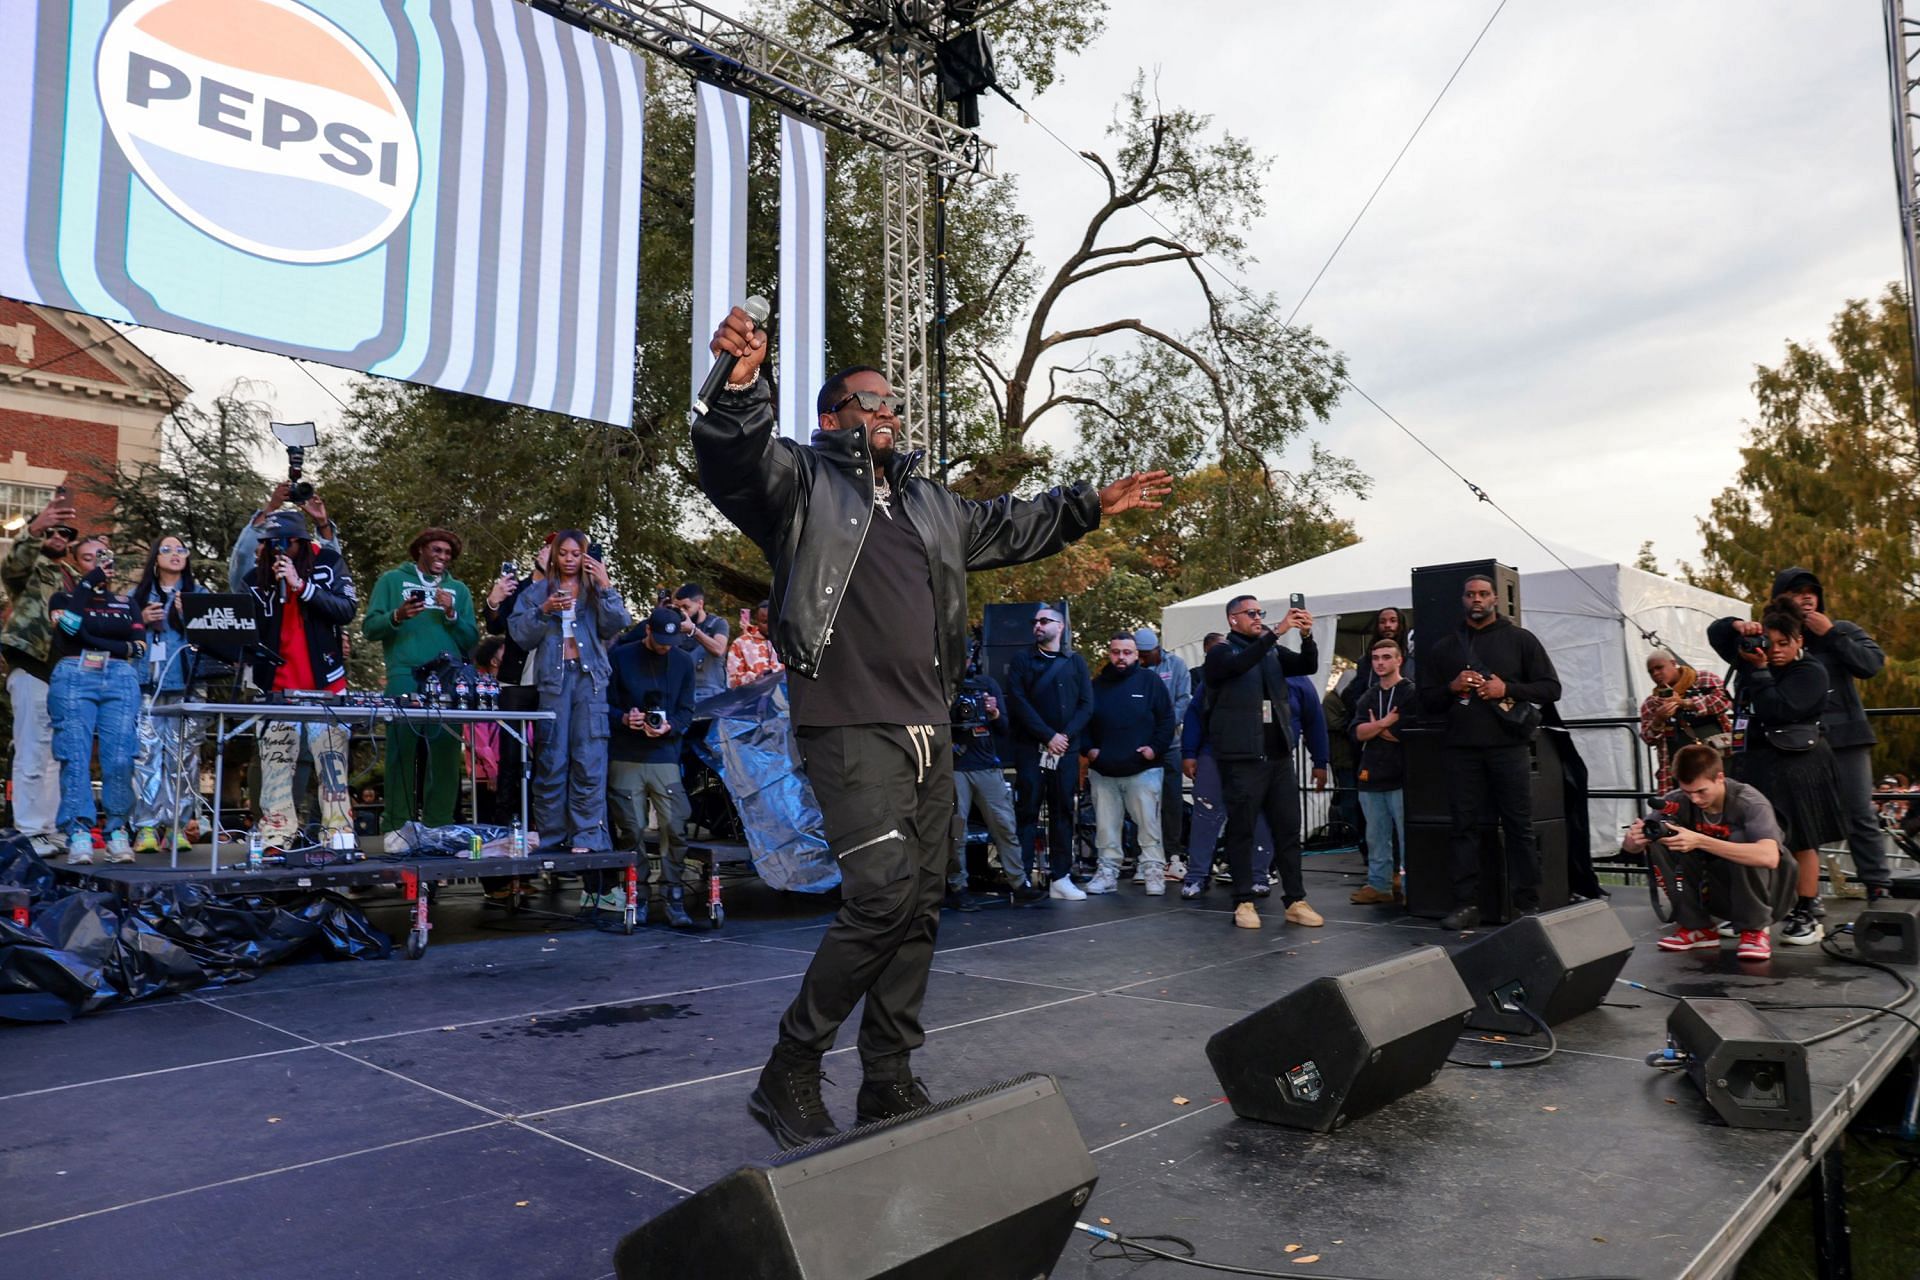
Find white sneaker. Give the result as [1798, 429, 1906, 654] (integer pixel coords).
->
[1144, 867, 1166, 897]
[1167, 857, 1186, 881]
[66, 829, 94, 865]
[382, 829, 410, 855]
[29, 832, 63, 857]
[1131, 867, 1146, 884]
[1048, 876, 1087, 901]
[104, 830, 136, 864]
[595, 887, 628, 913]
[1084, 871, 1120, 895]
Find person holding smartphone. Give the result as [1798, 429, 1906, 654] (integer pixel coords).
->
[2, 485, 85, 853]
[127, 533, 209, 852]
[47, 538, 144, 862]
[509, 529, 631, 856]
[364, 527, 479, 841]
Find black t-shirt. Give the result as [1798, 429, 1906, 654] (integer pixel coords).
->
[1354, 680, 1414, 791]
[789, 493, 948, 728]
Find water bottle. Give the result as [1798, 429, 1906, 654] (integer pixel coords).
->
[453, 676, 471, 710]
[482, 677, 499, 711]
[510, 819, 526, 858]
[247, 828, 265, 870]
[423, 674, 442, 708]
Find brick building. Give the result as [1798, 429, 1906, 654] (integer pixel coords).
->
[0, 299, 188, 536]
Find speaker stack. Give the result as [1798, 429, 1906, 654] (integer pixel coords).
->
[1400, 559, 1566, 924]
[613, 1074, 1096, 1279]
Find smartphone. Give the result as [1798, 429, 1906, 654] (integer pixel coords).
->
[587, 542, 605, 563]
[499, 560, 517, 581]
[1289, 592, 1306, 611]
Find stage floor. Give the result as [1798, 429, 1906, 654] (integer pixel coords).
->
[2, 859, 1913, 1280]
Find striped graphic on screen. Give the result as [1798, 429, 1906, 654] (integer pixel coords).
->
[0, 0, 644, 428]
[692, 81, 750, 415]
[778, 115, 826, 441]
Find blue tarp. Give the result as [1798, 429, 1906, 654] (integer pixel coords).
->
[691, 674, 835, 892]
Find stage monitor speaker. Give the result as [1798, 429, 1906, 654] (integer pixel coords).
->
[1666, 998, 1812, 1132]
[1450, 899, 1633, 1034]
[1854, 899, 1920, 965]
[1409, 559, 1520, 639]
[612, 1074, 1096, 1280]
[1205, 947, 1473, 1132]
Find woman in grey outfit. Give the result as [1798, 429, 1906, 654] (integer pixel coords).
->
[508, 530, 630, 852]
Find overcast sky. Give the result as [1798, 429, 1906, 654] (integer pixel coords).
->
[132, 0, 1903, 574]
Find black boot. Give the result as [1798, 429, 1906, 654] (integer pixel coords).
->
[748, 1044, 840, 1150]
[1439, 904, 1481, 931]
[856, 1071, 931, 1126]
[662, 885, 693, 929]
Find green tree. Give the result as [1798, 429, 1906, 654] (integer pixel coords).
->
[1634, 540, 1660, 575]
[1688, 284, 1920, 773]
[91, 381, 272, 582]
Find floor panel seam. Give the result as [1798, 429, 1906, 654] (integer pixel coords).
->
[0, 1044, 319, 1104]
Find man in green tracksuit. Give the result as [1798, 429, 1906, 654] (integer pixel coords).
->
[363, 527, 479, 836]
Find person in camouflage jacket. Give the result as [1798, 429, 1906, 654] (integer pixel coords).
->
[3, 496, 85, 849]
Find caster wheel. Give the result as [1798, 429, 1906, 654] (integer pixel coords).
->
[404, 932, 426, 960]
[708, 906, 724, 929]
[622, 916, 635, 936]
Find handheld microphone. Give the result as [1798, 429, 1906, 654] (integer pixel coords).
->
[691, 295, 771, 418]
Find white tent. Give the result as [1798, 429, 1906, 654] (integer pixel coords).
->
[1157, 511, 1751, 853]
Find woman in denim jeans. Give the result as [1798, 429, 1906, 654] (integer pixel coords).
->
[508, 530, 630, 858]
[48, 541, 144, 864]
[128, 535, 207, 853]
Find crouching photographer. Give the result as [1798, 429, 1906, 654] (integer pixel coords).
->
[240, 510, 357, 854]
[1623, 744, 1794, 963]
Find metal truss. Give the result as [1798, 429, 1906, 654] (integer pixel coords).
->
[1884, 0, 1920, 423]
[535, 0, 992, 180]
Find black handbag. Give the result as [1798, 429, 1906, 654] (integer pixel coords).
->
[1762, 723, 1820, 753]
[1492, 697, 1542, 740]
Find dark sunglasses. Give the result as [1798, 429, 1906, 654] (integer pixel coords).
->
[830, 390, 905, 415]
[47, 525, 78, 542]
[1234, 608, 1266, 619]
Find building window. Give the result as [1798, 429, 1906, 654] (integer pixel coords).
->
[0, 481, 56, 531]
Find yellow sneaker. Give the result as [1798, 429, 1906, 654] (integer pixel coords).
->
[1284, 900, 1325, 927]
[134, 826, 160, 853]
[1233, 902, 1261, 929]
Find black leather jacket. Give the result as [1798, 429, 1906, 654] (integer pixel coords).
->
[692, 377, 1102, 697]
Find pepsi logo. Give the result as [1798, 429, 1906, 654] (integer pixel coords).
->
[97, 0, 420, 264]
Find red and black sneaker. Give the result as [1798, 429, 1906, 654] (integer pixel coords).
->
[1657, 927, 1721, 952]
[1736, 930, 1772, 962]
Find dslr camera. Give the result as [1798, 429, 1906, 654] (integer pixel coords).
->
[1737, 632, 1768, 657]
[272, 421, 319, 505]
[950, 636, 992, 727]
[1642, 800, 1686, 842]
[640, 692, 669, 734]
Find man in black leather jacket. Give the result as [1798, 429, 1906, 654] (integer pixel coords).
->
[695, 306, 1171, 1149]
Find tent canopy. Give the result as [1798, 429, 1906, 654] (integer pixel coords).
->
[1156, 512, 1752, 850]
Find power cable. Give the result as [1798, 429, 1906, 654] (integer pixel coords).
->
[1284, 0, 1509, 327]
[1447, 1003, 1557, 1069]
[1076, 1220, 1638, 1279]
[991, 14, 1677, 652]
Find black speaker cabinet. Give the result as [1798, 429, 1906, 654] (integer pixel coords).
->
[1855, 899, 1920, 965]
[1205, 947, 1473, 1132]
[613, 1074, 1096, 1279]
[1402, 726, 1562, 825]
[1450, 900, 1633, 1034]
[1666, 998, 1812, 1132]
[1410, 559, 1521, 640]
[1401, 819, 1568, 925]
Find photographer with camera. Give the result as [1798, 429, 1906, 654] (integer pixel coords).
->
[46, 539, 142, 862]
[239, 510, 357, 854]
[226, 481, 341, 592]
[1008, 606, 1095, 900]
[948, 642, 1023, 904]
[364, 528, 479, 840]
[3, 486, 86, 853]
[128, 534, 209, 853]
[1638, 649, 1731, 792]
[606, 605, 696, 924]
[1707, 597, 1846, 946]
[670, 583, 731, 703]
[1624, 744, 1792, 962]
[508, 529, 631, 854]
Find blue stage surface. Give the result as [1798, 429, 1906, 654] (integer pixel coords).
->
[1, 859, 1911, 1279]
